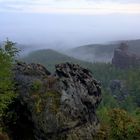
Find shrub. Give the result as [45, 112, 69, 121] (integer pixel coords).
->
[109, 109, 140, 140]
[0, 39, 18, 132]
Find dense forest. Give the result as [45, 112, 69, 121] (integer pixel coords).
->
[0, 40, 18, 139]
[89, 63, 140, 139]
[0, 40, 140, 139]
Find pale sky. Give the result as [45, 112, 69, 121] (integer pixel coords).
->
[0, 0, 140, 14]
[0, 0, 140, 51]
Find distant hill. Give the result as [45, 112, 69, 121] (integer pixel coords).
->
[22, 49, 87, 71]
[65, 39, 140, 63]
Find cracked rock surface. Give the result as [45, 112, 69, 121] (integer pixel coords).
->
[13, 62, 102, 140]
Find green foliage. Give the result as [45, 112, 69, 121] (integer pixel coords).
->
[96, 108, 140, 140]
[22, 49, 89, 72]
[97, 107, 110, 125]
[91, 63, 140, 140]
[4, 39, 19, 58]
[87, 63, 140, 109]
[31, 91, 61, 114]
[45, 91, 61, 114]
[0, 39, 18, 132]
[109, 109, 140, 140]
[31, 80, 42, 91]
[21, 44, 140, 139]
[120, 96, 137, 112]
[99, 89, 119, 109]
[125, 69, 140, 106]
[33, 94, 43, 113]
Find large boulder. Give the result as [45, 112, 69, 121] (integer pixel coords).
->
[112, 43, 140, 69]
[13, 62, 102, 140]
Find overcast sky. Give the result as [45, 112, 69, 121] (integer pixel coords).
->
[0, 0, 140, 14]
[0, 0, 140, 50]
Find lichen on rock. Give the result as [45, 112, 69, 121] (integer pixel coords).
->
[13, 62, 102, 140]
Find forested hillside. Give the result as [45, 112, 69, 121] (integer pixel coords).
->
[0, 41, 140, 139]
[90, 63, 140, 139]
[23, 48, 140, 139]
[22, 49, 88, 71]
[66, 39, 140, 62]
[1, 0, 140, 139]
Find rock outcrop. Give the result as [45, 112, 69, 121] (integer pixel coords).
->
[109, 80, 129, 101]
[13, 62, 102, 140]
[112, 43, 140, 69]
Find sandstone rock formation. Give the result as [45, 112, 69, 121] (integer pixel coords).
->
[112, 43, 140, 69]
[12, 62, 102, 140]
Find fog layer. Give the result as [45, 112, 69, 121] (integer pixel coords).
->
[1, 12, 140, 51]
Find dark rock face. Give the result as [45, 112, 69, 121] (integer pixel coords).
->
[13, 62, 101, 140]
[112, 43, 140, 69]
[109, 80, 129, 101]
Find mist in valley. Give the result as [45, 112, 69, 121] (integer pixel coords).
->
[1, 1, 140, 139]
[0, 12, 140, 63]
[1, 12, 140, 59]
